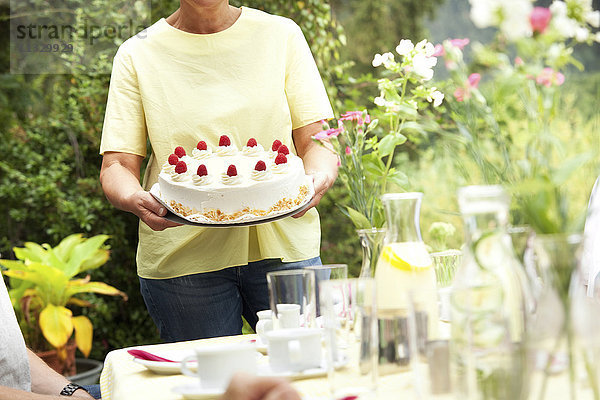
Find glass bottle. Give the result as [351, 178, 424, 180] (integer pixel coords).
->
[450, 185, 529, 399]
[374, 193, 438, 374]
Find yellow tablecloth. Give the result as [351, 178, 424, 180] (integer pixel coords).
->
[99, 334, 416, 400]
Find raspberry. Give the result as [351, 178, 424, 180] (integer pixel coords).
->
[196, 141, 208, 151]
[219, 135, 231, 147]
[168, 154, 179, 165]
[255, 160, 267, 171]
[277, 145, 289, 155]
[271, 139, 282, 152]
[275, 153, 287, 165]
[197, 164, 208, 176]
[226, 165, 237, 177]
[174, 161, 187, 174]
[174, 146, 186, 158]
[246, 138, 258, 147]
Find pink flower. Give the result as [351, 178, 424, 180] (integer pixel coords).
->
[536, 67, 565, 87]
[467, 73, 481, 88]
[454, 87, 467, 102]
[515, 57, 524, 66]
[530, 7, 552, 34]
[432, 44, 445, 57]
[340, 111, 370, 125]
[345, 146, 352, 155]
[449, 38, 470, 49]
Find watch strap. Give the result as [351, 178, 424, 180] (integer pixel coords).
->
[60, 382, 88, 396]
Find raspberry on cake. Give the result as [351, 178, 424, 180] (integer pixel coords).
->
[271, 139, 282, 152]
[219, 135, 231, 147]
[226, 165, 238, 176]
[168, 154, 179, 165]
[175, 161, 187, 174]
[255, 160, 267, 171]
[197, 164, 208, 176]
[174, 146, 186, 158]
[246, 138, 258, 147]
[197, 141, 208, 151]
[275, 153, 287, 165]
[277, 145, 289, 155]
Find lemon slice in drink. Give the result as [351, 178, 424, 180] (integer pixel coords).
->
[380, 242, 432, 271]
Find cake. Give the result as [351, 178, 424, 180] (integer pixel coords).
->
[156, 135, 313, 223]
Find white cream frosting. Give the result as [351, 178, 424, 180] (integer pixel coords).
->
[221, 173, 243, 185]
[242, 144, 264, 156]
[192, 148, 212, 159]
[170, 170, 191, 182]
[215, 145, 238, 156]
[192, 175, 212, 186]
[251, 169, 271, 181]
[271, 162, 289, 174]
[162, 163, 175, 173]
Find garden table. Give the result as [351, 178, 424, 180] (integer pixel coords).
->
[99, 333, 418, 400]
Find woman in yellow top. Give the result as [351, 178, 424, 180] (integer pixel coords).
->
[99, 0, 338, 341]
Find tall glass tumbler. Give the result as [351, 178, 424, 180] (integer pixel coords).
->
[305, 264, 348, 317]
[267, 269, 316, 329]
[320, 278, 378, 400]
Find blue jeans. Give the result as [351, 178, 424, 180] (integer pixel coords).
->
[139, 257, 321, 342]
[81, 384, 101, 399]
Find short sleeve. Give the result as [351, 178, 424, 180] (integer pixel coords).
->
[99, 43, 148, 156]
[284, 23, 334, 129]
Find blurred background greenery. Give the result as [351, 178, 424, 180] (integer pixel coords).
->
[1, 0, 598, 361]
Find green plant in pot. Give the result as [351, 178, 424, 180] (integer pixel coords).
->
[0, 234, 127, 375]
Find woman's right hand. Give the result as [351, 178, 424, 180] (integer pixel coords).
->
[100, 152, 182, 231]
[126, 190, 182, 231]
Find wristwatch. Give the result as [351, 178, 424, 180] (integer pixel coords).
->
[60, 383, 89, 396]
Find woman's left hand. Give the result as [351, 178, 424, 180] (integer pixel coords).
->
[291, 121, 339, 218]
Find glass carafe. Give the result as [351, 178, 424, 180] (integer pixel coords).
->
[374, 193, 439, 374]
[450, 185, 529, 400]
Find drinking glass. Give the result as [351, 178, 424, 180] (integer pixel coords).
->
[320, 278, 378, 400]
[305, 264, 348, 317]
[430, 250, 462, 322]
[266, 269, 316, 329]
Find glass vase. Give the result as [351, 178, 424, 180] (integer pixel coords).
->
[527, 233, 583, 400]
[356, 228, 386, 278]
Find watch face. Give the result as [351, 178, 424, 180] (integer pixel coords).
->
[60, 383, 87, 396]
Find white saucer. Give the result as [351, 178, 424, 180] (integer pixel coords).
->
[133, 358, 197, 375]
[172, 383, 223, 400]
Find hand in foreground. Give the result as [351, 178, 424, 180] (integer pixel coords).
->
[220, 372, 301, 400]
[127, 190, 182, 231]
[292, 171, 335, 218]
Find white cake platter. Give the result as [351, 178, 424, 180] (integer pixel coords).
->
[149, 182, 314, 227]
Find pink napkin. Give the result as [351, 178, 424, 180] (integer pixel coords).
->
[127, 349, 176, 363]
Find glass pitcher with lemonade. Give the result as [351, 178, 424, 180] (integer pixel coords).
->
[374, 193, 439, 374]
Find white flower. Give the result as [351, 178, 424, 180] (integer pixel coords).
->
[575, 26, 590, 41]
[550, 0, 567, 17]
[372, 53, 384, 67]
[414, 39, 436, 57]
[412, 53, 437, 81]
[551, 14, 580, 38]
[374, 96, 386, 106]
[427, 88, 444, 107]
[595, 31, 600, 43]
[585, 10, 600, 28]
[396, 39, 414, 56]
[372, 52, 395, 68]
[470, 0, 533, 40]
[470, 0, 496, 28]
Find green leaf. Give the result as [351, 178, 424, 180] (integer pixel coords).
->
[346, 207, 373, 230]
[551, 152, 595, 186]
[378, 134, 405, 157]
[386, 170, 409, 189]
[65, 234, 110, 278]
[54, 234, 84, 263]
[14, 242, 47, 263]
[64, 281, 127, 300]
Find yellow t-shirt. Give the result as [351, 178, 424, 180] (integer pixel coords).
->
[100, 7, 334, 279]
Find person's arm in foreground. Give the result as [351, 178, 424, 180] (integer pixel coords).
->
[100, 151, 181, 231]
[0, 350, 93, 400]
[220, 372, 301, 400]
[292, 121, 339, 218]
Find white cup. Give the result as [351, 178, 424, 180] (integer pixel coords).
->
[266, 328, 322, 373]
[256, 309, 273, 343]
[180, 342, 256, 390]
[274, 303, 301, 330]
